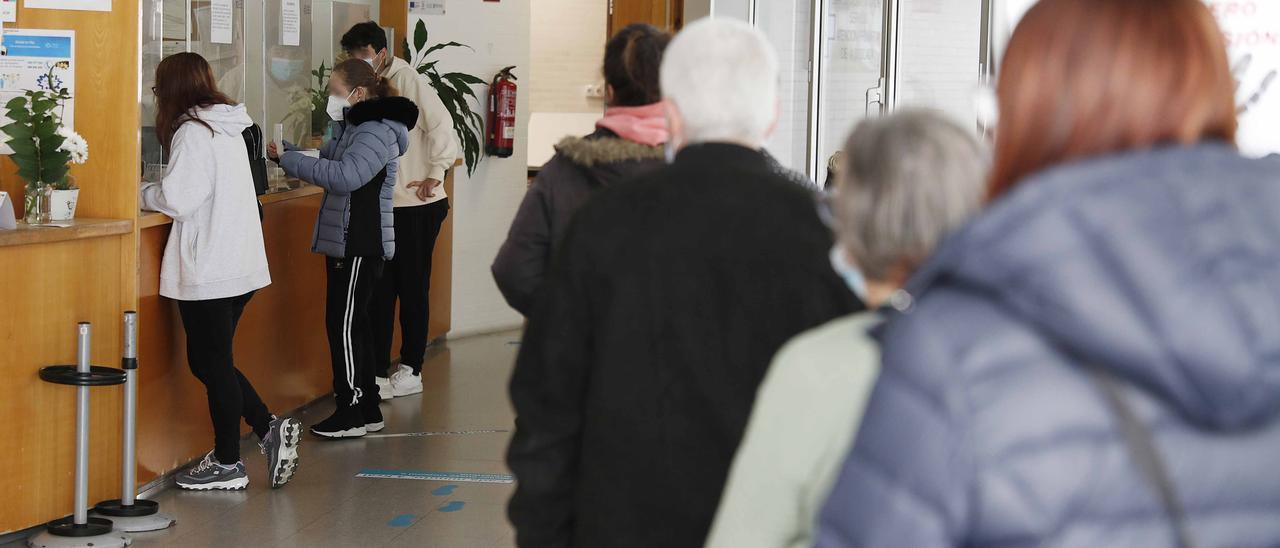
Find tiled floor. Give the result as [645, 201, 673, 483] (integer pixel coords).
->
[11, 330, 521, 548]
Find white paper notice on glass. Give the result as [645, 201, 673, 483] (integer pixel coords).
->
[409, 0, 445, 16]
[0, 0, 16, 23]
[1205, 0, 1280, 157]
[0, 29, 76, 155]
[24, 0, 109, 12]
[281, 0, 301, 46]
[210, 0, 234, 44]
[0, 192, 15, 230]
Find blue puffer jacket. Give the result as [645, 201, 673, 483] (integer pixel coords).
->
[816, 143, 1280, 547]
[281, 96, 417, 259]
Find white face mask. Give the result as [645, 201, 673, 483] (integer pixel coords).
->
[364, 51, 385, 73]
[325, 89, 356, 121]
[830, 245, 868, 301]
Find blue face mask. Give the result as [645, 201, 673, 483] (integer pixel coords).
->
[830, 245, 868, 300]
[269, 58, 305, 83]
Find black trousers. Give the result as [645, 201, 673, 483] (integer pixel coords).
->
[372, 199, 449, 375]
[326, 256, 384, 408]
[177, 291, 271, 465]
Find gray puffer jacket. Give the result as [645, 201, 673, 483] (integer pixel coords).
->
[281, 96, 417, 259]
[816, 143, 1280, 547]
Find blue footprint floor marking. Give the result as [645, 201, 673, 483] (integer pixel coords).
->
[439, 501, 466, 513]
[387, 514, 415, 527]
[431, 484, 458, 496]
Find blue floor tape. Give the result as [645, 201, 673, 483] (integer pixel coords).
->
[357, 469, 515, 484]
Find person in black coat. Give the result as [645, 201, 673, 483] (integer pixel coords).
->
[492, 24, 671, 316]
[506, 19, 862, 548]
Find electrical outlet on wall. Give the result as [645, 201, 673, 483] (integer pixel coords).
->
[585, 83, 606, 99]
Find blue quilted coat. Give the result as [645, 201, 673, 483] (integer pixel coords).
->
[280, 95, 416, 259]
[817, 143, 1280, 547]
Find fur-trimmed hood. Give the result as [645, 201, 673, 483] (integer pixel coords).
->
[553, 128, 664, 188]
[347, 96, 419, 131]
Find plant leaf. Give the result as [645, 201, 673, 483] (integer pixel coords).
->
[444, 72, 486, 86]
[413, 19, 429, 53]
[2, 122, 34, 140]
[422, 41, 473, 58]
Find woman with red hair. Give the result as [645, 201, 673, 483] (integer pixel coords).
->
[815, 0, 1280, 545]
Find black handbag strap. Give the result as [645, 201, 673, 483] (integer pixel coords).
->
[1088, 367, 1197, 548]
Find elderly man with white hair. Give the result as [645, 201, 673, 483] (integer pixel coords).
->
[505, 18, 861, 548]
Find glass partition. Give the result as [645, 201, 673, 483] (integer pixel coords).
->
[758, 0, 813, 174]
[815, 0, 883, 183]
[264, 0, 315, 146]
[139, 0, 378, 178]
[894, 0, 983, 126]
[330, 1, 371, 58]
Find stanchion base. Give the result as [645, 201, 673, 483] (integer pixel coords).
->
[42, 517, 113, 537]
[91, 512, 174, 533]
[28, 528, 130, 548]
[93, 499, 159, 517]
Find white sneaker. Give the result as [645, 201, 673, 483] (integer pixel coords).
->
[389, 364, 423, 397]
[376, 375, 392, 401]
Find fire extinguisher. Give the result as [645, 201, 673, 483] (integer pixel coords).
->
[486, 66, 518, 158]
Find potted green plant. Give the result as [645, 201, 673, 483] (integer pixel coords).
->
[2, 62, 88, 223]
[308, 60, 333, 146]
[399, 20, 488, 175]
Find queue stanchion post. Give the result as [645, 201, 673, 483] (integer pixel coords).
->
[92, 311, 175, 532]
[29, 323, 131, 548]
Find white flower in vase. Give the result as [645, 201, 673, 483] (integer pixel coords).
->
[56, 126, 88, 165]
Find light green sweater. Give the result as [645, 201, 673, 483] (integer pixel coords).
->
[706, 313, 882, 548]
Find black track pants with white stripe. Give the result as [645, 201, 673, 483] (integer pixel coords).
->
[325, 256, 385, 408]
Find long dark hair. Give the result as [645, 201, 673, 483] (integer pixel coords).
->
[331, 58, 397, 99]
[153, 52, 235, 151]
[603, 24, 670, 107]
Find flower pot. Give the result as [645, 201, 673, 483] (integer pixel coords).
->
[49, 188, 79, 221]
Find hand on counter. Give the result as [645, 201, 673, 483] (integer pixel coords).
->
[267, 142, 280, 161]
[408, 179, 442, 200]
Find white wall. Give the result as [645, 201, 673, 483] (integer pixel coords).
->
[530, 0, 607, 113]
[414, 2, 530, 336]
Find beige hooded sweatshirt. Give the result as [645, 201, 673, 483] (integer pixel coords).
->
[382, 56, 459, 207]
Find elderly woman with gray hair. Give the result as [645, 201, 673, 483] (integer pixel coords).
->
[705, 109, 986, 548]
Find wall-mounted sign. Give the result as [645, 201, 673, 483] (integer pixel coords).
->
[409, 0, 444, 16]
[1206, 0, 1279, 157]
[0, 29, 75, 155]
[281, 0, 300, 46]
[24, 0, 109, 12]
[210, 0, 233, 44]
[0, 0, 16, 23]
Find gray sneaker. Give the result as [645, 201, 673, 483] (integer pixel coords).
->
[176, 452, 248, 490]
[260, 416, 302, 488]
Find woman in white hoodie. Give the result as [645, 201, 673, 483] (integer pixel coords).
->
[140, 52, 301, 491]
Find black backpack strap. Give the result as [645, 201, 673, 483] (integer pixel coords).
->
[1087, 366, 1197, 548]
[241, 124, 269, 200]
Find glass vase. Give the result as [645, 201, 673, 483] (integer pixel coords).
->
[23, 183, 52, 224]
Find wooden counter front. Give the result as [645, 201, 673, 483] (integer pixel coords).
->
[0, 233, 131, 534]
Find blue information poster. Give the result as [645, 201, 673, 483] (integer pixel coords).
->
[0, 29, 76, 155]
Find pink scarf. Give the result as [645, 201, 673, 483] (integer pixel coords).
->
[595, 102, 669, 147]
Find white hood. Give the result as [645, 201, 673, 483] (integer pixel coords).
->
[189, 103, 253, 137]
